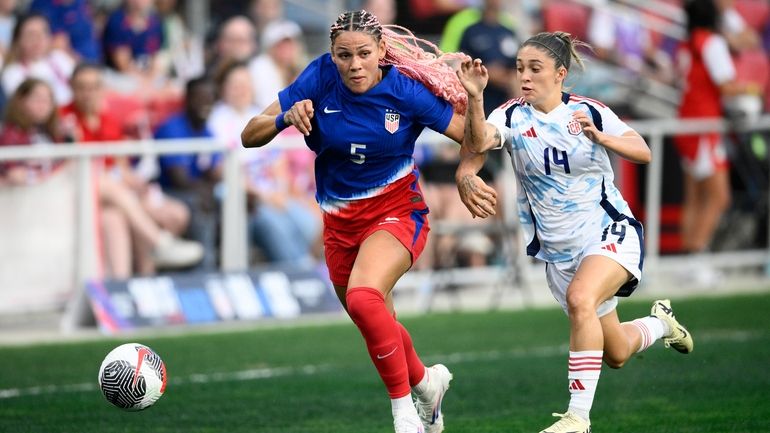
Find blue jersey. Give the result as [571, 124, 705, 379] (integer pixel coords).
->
[489, 93, 636, 262]
[278, 53, 454, 212]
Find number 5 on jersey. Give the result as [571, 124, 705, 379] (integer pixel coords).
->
[544, 147, 570, 175]
[351, 143, 366, 164]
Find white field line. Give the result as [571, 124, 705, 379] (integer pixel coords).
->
[0, 329, 762, 400]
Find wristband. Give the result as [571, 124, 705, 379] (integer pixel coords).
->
[275, 112, 288, 131]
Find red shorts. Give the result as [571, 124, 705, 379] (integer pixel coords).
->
[323, 173, 430, 287]
[674, 132, 729, 180]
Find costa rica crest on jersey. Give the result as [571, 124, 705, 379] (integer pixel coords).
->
[385, 110, 400, 134]
[567, 119, 582, 136]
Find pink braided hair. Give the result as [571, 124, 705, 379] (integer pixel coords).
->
[330, 10, 468, 114]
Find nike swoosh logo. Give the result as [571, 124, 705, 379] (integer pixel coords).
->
[324, 107, 341, 114]
[376, 346, 398, 359]
[132, 347, 151, 387]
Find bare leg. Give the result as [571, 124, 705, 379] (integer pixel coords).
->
[132, 226, 156, 276]
[567, 256, 631, 351]
[142, 184, 190, 236]
[99, 175, 162, 246]
[687, 170, 731, 252]
[100, 205, 132, 279]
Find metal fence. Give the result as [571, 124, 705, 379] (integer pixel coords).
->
[1, 114, 770, 315]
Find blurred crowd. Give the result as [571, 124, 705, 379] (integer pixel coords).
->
[0, 0, 768, 281]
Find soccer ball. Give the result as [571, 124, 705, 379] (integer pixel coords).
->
[98, 343, 167, 411]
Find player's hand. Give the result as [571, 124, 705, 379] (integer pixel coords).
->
[285, 99, 315, 136]
[572, 110, 603, 144]
[456, 58, 488, 98]
[457, 173, 497, 218]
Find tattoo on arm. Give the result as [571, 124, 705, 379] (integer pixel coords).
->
[460, 175, 478, 195]
[492, 128, 501, 148]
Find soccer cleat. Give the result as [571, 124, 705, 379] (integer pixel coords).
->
[538, 411, 591, 433]
[651, 299, 694, 354]
[393, 413, 425, 433]
[414, 364, 452, 433]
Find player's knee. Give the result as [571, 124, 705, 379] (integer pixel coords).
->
[604, 353, 627, 369]
[345, 287, 384, 323]
[566, 289, 595, 318]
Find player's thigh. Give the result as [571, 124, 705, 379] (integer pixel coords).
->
[567, 255, 632, 309]
[348, 230, 412, 297]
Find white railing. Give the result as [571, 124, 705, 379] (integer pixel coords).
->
[1, 115, 770, 308]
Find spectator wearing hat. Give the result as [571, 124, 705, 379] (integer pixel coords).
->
[248, 19, 304, 110]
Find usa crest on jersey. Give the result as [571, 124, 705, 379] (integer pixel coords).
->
[385, 111, 400, 134]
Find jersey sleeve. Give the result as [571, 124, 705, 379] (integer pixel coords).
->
[487, 105, 514, 150]
[596, 104, 633, 137]
[277, 54, 327, 112]
[407, 80, 454, 134]
[702, 35, 736, 85]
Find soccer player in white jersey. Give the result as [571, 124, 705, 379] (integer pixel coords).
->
[454, 31, 695, 433]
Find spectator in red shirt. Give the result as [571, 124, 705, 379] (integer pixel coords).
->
[61, 63, 201, 278]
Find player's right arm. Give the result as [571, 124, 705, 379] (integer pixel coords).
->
[241, 99, 316, 148]
[456, 144, 498, 218]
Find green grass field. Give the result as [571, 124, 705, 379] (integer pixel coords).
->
[1, 292, 769, 433]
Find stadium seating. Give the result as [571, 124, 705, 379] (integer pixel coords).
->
[542, 0, 590, 42]
[733, 48, 770, 93]
[734, 0, 770, 32]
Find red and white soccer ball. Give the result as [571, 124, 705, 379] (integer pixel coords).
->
[98, 343, 167, 411]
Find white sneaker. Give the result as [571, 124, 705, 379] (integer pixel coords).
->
[153, 230, 204, 269]
[394, 413, 425, 433]
[414, 364, 452, 433]
[539, 411, 591, 433]
[651, 299, 694, 354]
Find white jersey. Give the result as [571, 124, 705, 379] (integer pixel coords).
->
[489, 93, 638, 263]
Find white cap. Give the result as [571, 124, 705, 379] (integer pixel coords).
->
[261, 20, 302, 50]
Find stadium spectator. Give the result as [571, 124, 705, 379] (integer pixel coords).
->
[440, 0, 521, 116]
[154, 76, 221, 270]
[417, 140, 495, 269]
[61, 63, 194, 277]
[0, 78, 65, 185]
[0, 0, 17, 62]
[155, 0, 204, 82]
[456, 32, 694, 433]
[248, 0, 284, 40]
[28, 0, 100, 62]
[717, 0, 761, 52]
[587, 0, 675, 84]
[101, 0, 165, 84]
[1, 13, 75, 105]
[675, 0, 761, 286]
[241, 10, 468, 433]
[207, 15, 257, 78]
[211, 61, 320, 264]
[248, 19, 304, 110]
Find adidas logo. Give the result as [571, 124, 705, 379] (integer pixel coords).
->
[569, 379, 585, 391]
[522, 126, 537, 138]
[600, 243, 617, 253]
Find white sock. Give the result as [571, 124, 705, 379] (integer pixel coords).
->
[631, 316, 669, 353]
[391, 394, 416, 419]
[567, 350, 602, 421]
[412, 367, 430, 398]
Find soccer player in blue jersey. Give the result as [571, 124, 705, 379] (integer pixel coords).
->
[455, 32, 695, 433]
[241, 10, 477, 433]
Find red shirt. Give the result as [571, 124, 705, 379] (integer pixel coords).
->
[678, 29, 724, 119]
[60, 103, 124, 168]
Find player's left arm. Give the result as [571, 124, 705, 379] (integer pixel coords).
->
[572, 110, 651, 164]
